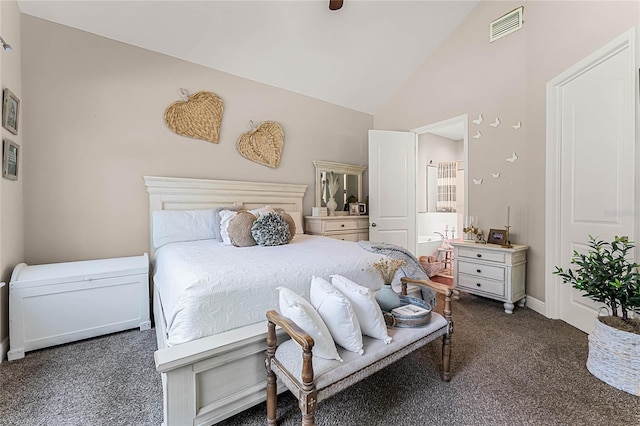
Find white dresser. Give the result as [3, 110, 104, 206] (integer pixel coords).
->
[8, 254, 150, 360]
[451, 241, 529, 314]
[304, 215, 369, 241]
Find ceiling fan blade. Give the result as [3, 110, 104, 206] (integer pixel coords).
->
[329, 0, 343, 11]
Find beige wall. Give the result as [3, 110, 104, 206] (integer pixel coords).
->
[374, 1, 640, 303]
[21, 15, 373, 266]
[0, 0, 24, 359]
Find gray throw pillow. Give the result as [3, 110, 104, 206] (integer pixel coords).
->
[251, 212, 291, 246]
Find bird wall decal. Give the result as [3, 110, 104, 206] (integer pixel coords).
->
[512, 121, 522, 129]
[489, 117, 500, 127]
[491, 172, 501, 178]
[473, 178, 483, 185]
[473, 130, 482, 139]
[506, 152, 518, 163]
[472, 114, 483, 125]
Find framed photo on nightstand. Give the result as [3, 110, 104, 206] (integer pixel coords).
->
[487, 228, 507, 245]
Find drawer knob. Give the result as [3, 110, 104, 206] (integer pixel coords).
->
[477, 254, 482, 258]
[477, 269, 482, 273]
[341, 224, 345, 227]
[476, 283, 481, 287]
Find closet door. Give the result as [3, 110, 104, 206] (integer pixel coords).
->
[547, 28, 637, 333]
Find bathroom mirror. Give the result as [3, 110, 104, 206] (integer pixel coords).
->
[313, 160, 366, 213]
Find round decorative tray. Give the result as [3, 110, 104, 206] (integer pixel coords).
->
[383, 295, 432, 328]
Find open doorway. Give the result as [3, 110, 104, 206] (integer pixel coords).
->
[411, 115, 468, 278]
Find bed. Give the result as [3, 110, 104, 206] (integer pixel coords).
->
[144, 176, 390, 426]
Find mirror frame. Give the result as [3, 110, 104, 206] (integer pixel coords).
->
[313, 160, 366, 208]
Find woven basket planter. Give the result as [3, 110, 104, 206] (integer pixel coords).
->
[586, 317, 640, 396]
[418, 256, 445, 277]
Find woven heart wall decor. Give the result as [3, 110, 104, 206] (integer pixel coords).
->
[237, 121, 284, 168]
[164, 90, 223, 143]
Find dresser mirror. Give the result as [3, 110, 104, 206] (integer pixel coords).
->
[313, 160, 366, 213]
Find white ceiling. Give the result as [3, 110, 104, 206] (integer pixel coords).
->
[17, 0, 479, 114]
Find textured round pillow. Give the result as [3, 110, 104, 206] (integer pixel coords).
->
[278, 212, 296, 241]
[228, 211, 257, 247]
[251, 212, 291, 246]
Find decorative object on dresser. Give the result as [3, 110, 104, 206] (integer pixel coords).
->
[2, 87, 19, 135]
[312, 206, 328, 217]
[7, 254, 150, 361]
[164, 89, 223, 143]
[452, 241, 528, 314]
[237, 120, 285, 168]
[325, 171, 340, 215]
[2, 139, 19, 180]
[349, 202, 367, 216]
[304, 215, 369, 242]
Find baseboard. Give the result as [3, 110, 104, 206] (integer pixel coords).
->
[525, 295, 546, 317]
[0, 336, 8, 363]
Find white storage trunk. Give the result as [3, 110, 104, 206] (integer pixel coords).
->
[8, 254, 151, 361]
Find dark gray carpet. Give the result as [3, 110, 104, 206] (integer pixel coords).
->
[1, 293, 639, 426]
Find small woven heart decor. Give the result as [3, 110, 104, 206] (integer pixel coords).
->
[164, 89, 224, 143]
[237, 120, 284, 168]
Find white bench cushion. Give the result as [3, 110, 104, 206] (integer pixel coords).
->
[273, 312, 448, 391]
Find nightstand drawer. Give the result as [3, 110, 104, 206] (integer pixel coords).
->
[458, 274, 505, 297]
[458, 261, 505, 281]
[324, 220, 358, 232]
[458, 248, 505, 263]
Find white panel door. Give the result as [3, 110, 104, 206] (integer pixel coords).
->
[368, 130, 416, 252]
[554, 30, 636, 333]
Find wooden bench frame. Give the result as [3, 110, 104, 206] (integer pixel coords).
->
[266, 277, 453, 425]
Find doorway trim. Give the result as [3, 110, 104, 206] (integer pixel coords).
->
[411, 113, 469, 226]
[545, 27, 638, 320]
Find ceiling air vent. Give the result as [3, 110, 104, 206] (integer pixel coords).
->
[490, 6, 524, 43]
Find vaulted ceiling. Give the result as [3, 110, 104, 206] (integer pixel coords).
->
[17, 0, 479, 114]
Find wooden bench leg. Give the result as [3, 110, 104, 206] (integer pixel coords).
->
[442, 332, 452, 382]
[266, 321, 278, 426]
[442, 287, 453, 382]
[300, 348, 317, 426]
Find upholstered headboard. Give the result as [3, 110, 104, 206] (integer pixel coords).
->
[143, 176, 307, 258]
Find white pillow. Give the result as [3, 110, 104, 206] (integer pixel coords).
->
[277, 286, 342, 361]
[249, 205, 275, 218]
[310, 276, 363, 354]
[152, 209, 216, 249]
[219, 209, 239, 246]
[330, 275, 391, 344]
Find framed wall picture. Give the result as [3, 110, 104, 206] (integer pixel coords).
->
[3, 139, 19, 180]
[487, 228, 507, 245]
[2, 88, 20, 135]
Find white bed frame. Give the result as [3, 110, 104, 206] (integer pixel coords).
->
[144, 176, 307, 426]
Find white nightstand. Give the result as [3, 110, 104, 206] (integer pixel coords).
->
[304, 215, 369, 242]
[451, 241, 529, 314]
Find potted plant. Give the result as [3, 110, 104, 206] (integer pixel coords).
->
[554, 235, 640, 396]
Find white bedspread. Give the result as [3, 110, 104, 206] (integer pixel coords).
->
[154, 235, 387, 346]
